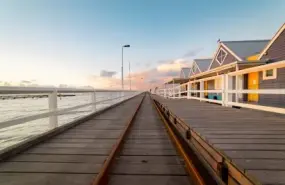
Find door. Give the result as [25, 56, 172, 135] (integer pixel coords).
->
[248, 72, 259, 102]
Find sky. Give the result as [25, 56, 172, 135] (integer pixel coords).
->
[0, 0, 285, 89]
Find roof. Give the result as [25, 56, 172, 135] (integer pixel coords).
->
[193, 58, 212, 72]
[222, 40, 269, 60]
[180, 68, 191, 78]
[258, 23, 285, 60]
[165, 78, 189, 84]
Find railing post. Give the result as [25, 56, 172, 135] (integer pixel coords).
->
[236, 75, 241, 103]
[187, 82, 190, 99]
[91, 91, 96, 112]
[223, 74, 233, 107]
[164, 89, 166, 98]
[178, 86, 181, 99]
[200, 80, 204, 101]
[221, 75, 227, 106]
[49, 90, 58, 128]
[228, 75, 233, 107]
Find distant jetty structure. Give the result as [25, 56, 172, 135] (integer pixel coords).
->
[0, 94, 75, 100]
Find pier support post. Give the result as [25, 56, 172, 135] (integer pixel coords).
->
[91, 91, 96, 112]
[48, 90, 58, 128]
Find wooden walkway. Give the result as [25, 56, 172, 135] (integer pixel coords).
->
[0, 95, 144, 185]
[152, 95, 285, 185]
[0, 94, 195, 185]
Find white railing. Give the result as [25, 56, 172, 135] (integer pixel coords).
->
[156, 60, 285, 114]
[0, 86, 141, 129]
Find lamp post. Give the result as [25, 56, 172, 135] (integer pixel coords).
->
[129, 61, 131, 90]
[122, 44, 130, 89]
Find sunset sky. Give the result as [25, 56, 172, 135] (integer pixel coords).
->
[1, 0, 285, 89]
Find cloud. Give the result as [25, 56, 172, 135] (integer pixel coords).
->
[87, 58, 191, 90]
[21, 80, 31, 84]
[183, 48, 204, 58]
[157, 60, 172, 64]
[157, 59, 189, 72]
[145, 62, 151, 68]
[100, 70, 117, 77]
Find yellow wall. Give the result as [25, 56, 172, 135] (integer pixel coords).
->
[246, 53, 260, 102]
[246, 54, 260, 61]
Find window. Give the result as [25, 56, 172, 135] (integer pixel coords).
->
[263, 68, 277, 80]
[216, 48, 228, 64]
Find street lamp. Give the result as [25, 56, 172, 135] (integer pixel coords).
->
[129, 61, 131, 90]
[122, 44, 130, 89]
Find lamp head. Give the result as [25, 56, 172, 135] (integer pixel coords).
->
[123, 45, 130, 47]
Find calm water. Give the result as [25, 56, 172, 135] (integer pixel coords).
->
[0, 92, 129, 150]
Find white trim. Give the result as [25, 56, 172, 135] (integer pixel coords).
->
[227, 89, 285, 94]
[192, 62, 201, 74]
[192, 62, 237, 80]
[215, 47, 228, 65]
[189, 96, 223, 104]
[208, 42, 222, 70]
[0, 86, 135, 94]
[258, 23, 285, 60]
[262, 68, 277, 80]
[228, 60, 285, 76]
[180, 69, 185, 78]
[220, 43, 243, 61]
[208, 42, 242, 71]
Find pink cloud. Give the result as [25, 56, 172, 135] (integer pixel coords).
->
[87, 59, 192, 90]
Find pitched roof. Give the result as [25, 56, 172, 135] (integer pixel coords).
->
[222, 40, 269, 60]
[258, 23, 285, 60]
[180, 67, 191, 78]
[193, 58, 212, 73]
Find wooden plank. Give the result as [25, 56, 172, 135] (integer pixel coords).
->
[247, 170, 285, 185]
[204, 134, 285, 139]
[10, 154, 107, 163]
[152, 95, 285, 185]
[25, 146, 111, 155]
[234, 159, 285, 170]
[214, 144, 285, 151]
[209, 138, 285, 144]
[0, 162, 101, 173]
[114, 156, 183, 165]
[111, 164, 186, 175]
[0, 173, 95, 185]
[109, 175, 191, 185]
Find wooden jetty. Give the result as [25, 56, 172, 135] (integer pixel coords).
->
[152, 95, 285, 185]
[0, 94, 75, 100]
[0, 92, 284, 185]
[0, 94, 205, 185]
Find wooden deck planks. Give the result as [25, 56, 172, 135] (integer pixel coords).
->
[153, 95, 285, 185]
[0, 95, 144, 185]
[109, 95, 191, 185]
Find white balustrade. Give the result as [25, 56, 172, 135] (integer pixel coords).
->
[0, 86, 141, 129]
[155, 60, 285, 114]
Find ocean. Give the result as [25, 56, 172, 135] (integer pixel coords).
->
[0, 92, 129, 151]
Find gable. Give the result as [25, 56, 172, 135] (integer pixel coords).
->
[180, 68, 191, 78]
[261, 28, 285, 62]
[195, 59, 212, 72]
[209, 45, 238, 70]
[191, 62, 201, 75]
